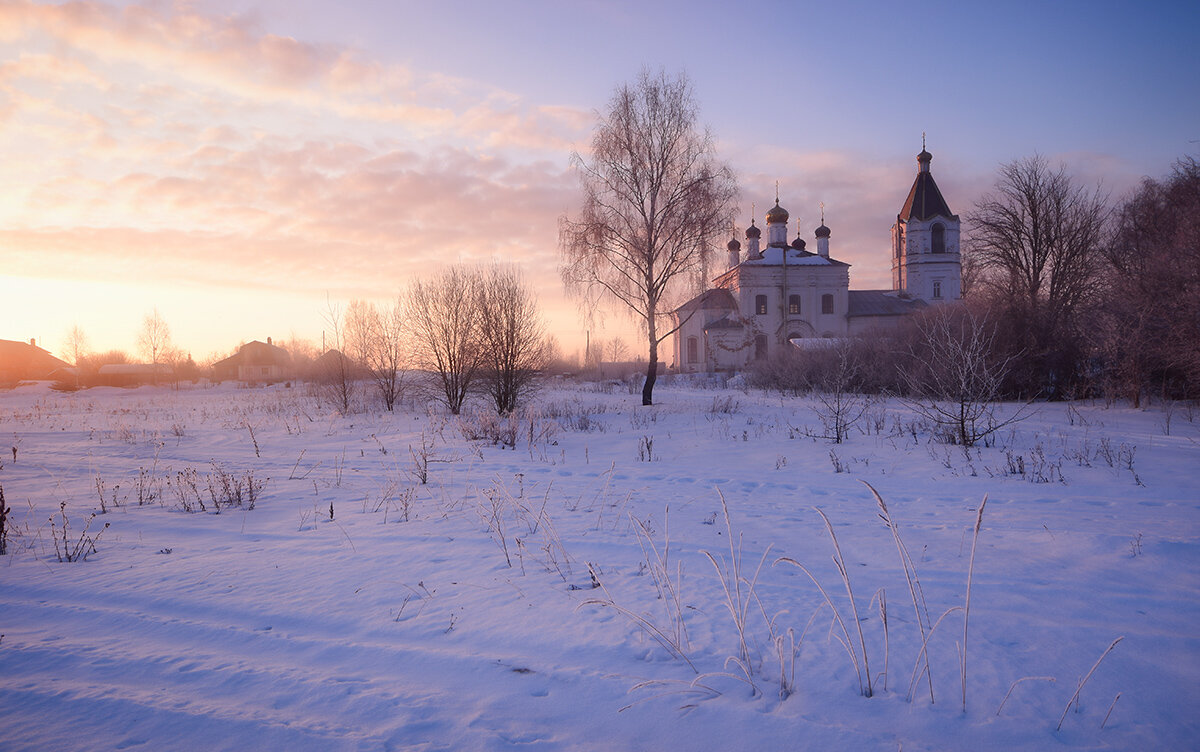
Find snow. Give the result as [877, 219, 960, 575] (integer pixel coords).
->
[1, 380, 1197, 750]
[741, 247, 836, 265]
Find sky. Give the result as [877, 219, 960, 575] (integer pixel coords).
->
[1, 0, 1197, 364]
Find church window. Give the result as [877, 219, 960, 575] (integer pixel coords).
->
[755, 294, 768, 315]
[788, 294, 801, 315]
[686, 337, 699, 364]
[821, 294, 834, 315]
[932, 279, 943, 299]
[754, 335, 768, 360]
[931, 223, 945, 254]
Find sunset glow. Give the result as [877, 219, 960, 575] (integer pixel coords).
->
[2, 0, 1196, 362]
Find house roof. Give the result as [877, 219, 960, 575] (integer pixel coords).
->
[898, 171, 954, 222]
[847, 289, 928, 317]
[214, 340, 292, 371]
[0, 339, 70, 379]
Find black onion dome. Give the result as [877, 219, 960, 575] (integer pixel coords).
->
[917, 148, 932, 164]
[791, 236, 806, 250]
[745, 221, 761, 239]
[727, 237, 742, 252]
[814, 223, 831, 239]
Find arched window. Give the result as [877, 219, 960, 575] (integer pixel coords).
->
[931, 223, 945, 254]
[932, 279, 943, 299]
[754, 335, 768, 360]
[686, 336, 699, 364]
[755, 294, 768, 315]
[788, 294, 801, 315]
[821, 294, 834, 315]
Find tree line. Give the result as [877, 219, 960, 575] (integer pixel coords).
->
[55, 264, 553, 417]
[966, 154, 1199, 403]
[325, 263, 551, 416]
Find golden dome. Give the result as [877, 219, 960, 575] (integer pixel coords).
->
[765, 199, 789, 224]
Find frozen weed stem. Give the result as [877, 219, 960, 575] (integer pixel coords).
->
[51, 501, 109, 562]
[776, 507, 874, 698]
[703, 491, 773, 692]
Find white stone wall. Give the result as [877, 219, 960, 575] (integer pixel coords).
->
[894, 215, 962, 302]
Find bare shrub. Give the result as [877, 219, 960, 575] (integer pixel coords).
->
[901, 304, 1028, 448]
[51, 501, 109, 562]
[0, 482, 9, 555]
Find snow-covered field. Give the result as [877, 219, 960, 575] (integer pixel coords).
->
[1, 380, 1197, 751]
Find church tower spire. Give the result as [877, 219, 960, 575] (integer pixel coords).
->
[891, 139, 961, 302]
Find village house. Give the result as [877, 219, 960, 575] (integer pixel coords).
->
[212, 338, 294, 384]
[0, 338, 70, 384]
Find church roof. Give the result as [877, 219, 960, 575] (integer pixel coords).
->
[740, 246, 849, 267]
[847, 290, 928, 317]
[898, 169, 954, 221]
[704, 315, 744, 330]
[673, 287, 737, 316]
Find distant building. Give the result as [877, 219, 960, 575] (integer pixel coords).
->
[672, 146, 962, 372]
[0, 338, 70, 383]
[212, 338, 293, 383]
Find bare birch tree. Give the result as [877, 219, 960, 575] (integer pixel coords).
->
[406, 266, 484, 415]
[560, 69, 738, 405]
[477, 264, 548, 415]
[137, 308, 173, 384]
[63, 325, 90, 367]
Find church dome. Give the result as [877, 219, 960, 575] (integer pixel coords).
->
[727, 237, 742, 252]
[917, 148, 932, 164]
[814, 223, 831, 239]
[745, 221, 761, 239]
[765, 200, 789, 224]
[791, 236, 806, 250]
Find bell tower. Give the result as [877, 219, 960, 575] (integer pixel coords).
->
[891, 139, 961, 302]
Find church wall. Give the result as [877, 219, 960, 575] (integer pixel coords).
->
[897, 214, 962, 303]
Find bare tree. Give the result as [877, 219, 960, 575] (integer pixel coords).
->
[1100, 156, 1200, 404]
[560, 69, 738, 405]
[137, 308, 173, 384]
[62, 325, 90, 367]
[345, 298, 408, 411]
[901, 304, 1026, 448]
[477, 264, 549, 415]
[604, 337, 630, 363]
[967, 155, 1108, 394]
[406, 265, 484, 415]
[320, 299, 356, 414]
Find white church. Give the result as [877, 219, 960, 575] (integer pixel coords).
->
[672, 146, 962, 372]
